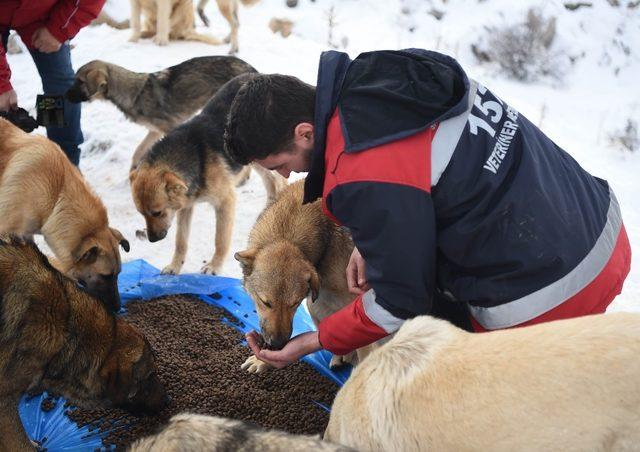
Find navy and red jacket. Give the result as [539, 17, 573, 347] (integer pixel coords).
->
[1, 0, 105, 94]
[306, 49, 631, 356]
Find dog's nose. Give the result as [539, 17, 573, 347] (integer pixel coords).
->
[147, 230, 167, 242]
[267, 337, 289, 351]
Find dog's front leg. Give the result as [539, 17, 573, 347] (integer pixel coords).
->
[202, 193, 235, 275]
[216, 0, 239, 54]
[128, 0, 142, 41]
[153, 0, 171, 45]
[162, 206, 193, 275]
[0, 396, 35, 451]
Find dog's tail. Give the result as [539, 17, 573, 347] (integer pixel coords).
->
[197, 0, 211, 27]
[92, 10, 130, 29]
[239, 0, 260, 6]
[182, 30, 222, 45]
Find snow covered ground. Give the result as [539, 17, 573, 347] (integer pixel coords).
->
[6, 0, 640, 311]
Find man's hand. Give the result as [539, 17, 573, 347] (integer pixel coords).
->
[346, 246, 370, 295]
[0, 89, 17, 112]
[246, 330, 322, 369]
[32, 28, 62, 53]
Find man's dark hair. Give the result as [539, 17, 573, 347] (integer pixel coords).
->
[224, 74, 316, 165]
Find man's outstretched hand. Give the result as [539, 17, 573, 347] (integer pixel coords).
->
[246, 330, 322, 369]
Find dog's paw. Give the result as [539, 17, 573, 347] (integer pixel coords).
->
[329, 352, 357, 369]
[201, 262, 221, 275]
[128, 32, 141, 42]
[153, 35, 169, 46]
[161, 264, 181, 275]
[241, 355, 272, 374]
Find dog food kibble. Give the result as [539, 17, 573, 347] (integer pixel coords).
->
[40, 395, 57, 412]
[66, 295, 338, 448]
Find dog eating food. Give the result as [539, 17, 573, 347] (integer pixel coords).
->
[65, 295, 338, 448]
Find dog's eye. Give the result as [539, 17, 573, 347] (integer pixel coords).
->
[261, 299, 272, 309]
[151, 211, 163, 218]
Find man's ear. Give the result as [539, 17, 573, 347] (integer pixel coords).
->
[293, 122, 314, 143]
[234, 249, 257, 276]
[164, 172, 188, 197]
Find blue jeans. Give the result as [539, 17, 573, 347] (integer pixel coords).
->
[29, 43, 83, 165]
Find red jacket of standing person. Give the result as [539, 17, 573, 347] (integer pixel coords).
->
[0, 0, 105, 94]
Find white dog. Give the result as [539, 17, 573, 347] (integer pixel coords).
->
[325, 313, 640, 452]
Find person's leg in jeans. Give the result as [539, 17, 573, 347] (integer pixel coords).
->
[30, 43, 83, 165]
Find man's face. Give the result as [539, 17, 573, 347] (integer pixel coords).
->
[255, 123, 314, 178]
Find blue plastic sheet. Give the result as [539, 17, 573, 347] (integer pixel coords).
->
[19, 259, 350, 451]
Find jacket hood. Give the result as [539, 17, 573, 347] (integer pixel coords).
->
[304, 49, 469, 203]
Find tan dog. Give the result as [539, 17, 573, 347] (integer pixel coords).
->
[129, 0, 220, 46]
[0, 236, 167, 452]
[130, 413, 355, 451]
[196, 0, 260, 54]
[236, 180, 371, 373]
[0, 118, 129, 312]
[325, 313, 640, 451]
[129, 73, 286, 275]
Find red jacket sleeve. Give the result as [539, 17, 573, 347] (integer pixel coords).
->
[318, 290, 405, 356]
[46, 0, 106, 44]
[0, 39, 11, 94]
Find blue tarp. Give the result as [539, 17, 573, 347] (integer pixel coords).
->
[19, 259, 350, 451]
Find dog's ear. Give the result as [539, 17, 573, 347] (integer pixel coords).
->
[164, 172, 188, 198]
[129, 168, 138, 184]
[87, 68, 108, 94]
[307, 268, 320, 302]
[235, 249, 257, 276]
[74, 240, 100, 265]
[110, 227, 130, 253]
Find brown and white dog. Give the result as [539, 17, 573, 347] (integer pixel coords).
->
[325, 312, 640, 451]
[129, 0, 220, 47]
[0, 118, 129, 312]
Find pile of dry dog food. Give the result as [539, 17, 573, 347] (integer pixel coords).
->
[65, 295, 338, 448]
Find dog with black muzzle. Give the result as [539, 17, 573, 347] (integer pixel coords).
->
[66, 56, 256, 169]
[129, 73, 286, 276]
[0, 118, 129, 312]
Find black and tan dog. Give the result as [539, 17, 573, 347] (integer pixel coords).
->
[129, 73, 286, 276]
[0, 236, 168, 452]
[65, 56, 256, 168]
[236, 181, 373, 373]
[0, 118, 129, 312]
